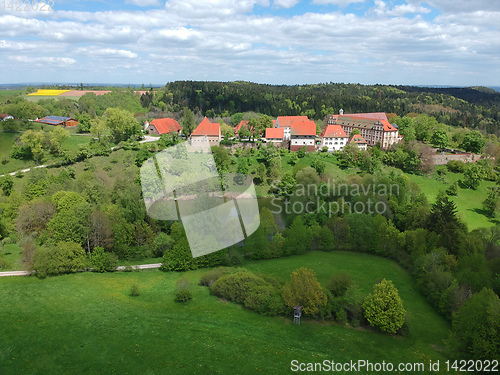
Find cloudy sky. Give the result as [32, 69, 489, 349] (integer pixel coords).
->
[1, 0, 499, 86]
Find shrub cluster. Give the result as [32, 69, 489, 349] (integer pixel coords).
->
[207, 268, 286, 316]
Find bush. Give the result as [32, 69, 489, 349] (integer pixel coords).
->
[326, 272, 352, 297]
[33, 241, 88, 278]
[130, 283, 140, 297]
[446, 160, 466, 173]
[199, 267, 236, 287]
[174, 289, 192, 303]
[211, 269, 285, 315]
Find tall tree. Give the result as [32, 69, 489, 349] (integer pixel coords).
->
[446, 288, 500, 360]
[460, 130, 486, 154]
[181, 107, 196, 137]
[104, 107, 141, 143]
[20, 130, 45, 164]
[282, 267, 327, 316]
[362, 279, 406, 334]
[49, 126, 69, 155]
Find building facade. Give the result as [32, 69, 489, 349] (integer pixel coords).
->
[190, 117, 221, 147]
[327, 112, 400, 149]
[321, 125, 348, 152]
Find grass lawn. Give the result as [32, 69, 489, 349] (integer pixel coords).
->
[0, 251, 451, 374]
[0, 244, 24, 271]
[407, 172, 497, 230]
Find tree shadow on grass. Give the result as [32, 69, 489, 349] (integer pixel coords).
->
[469, 208, 500, 226]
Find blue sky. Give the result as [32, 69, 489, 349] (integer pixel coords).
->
[1, 0, 499, 86]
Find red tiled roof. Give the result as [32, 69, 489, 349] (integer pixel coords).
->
[272, 119, 276, 126]
[0, 113, 12, 119]
[381, 120, 397, 132]
[350, 134, 367, 144]
[290, 120, 316, 136]
[265, 128, 284, 139]
[276, 116, 309, 128]
[322, 125, 347, 138]
[149, 118, 181, 134]
[344, 112, 388, 121]
[234, 120, 249, 134]
[191, 117, 220, 137]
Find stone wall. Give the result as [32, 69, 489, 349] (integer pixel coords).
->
[431, 153, 479, 165]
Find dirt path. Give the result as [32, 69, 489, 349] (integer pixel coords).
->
[0, 263, 163, 277]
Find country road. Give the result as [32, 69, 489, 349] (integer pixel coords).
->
[0, 263, 163, 277]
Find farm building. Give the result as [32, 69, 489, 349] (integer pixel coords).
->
[290, 119, 317, 152]
[265, 128, 284, 145]
[147, 118, 181, 135]
[190, 117, 221, 147]
[35, 116, 78, 127]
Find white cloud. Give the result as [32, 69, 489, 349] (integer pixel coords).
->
[78, 47, 138, 59]
[311, 0, 364, 8]
[407, 0, 500, 13]
[126, 0, 161, 6]
[273, 0, 300, 9]
[8, 56, 76, 66]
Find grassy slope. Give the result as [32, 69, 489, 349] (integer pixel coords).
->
[406, 172, 497, 230]
[0, 251, 450, 375]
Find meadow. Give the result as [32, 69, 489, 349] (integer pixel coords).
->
[0, 132, 92, 175]
[0, 251, 451, 375]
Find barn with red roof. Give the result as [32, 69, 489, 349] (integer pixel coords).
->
[190, 117, 221, 147]
[147, 118, 181, 136]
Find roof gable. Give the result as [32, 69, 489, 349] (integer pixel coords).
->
[191, 118, 220, 137]
[350, 134, 367, 144]
[322, 125, 347, 138]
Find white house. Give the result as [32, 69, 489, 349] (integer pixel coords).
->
[321, 125, 348, 152]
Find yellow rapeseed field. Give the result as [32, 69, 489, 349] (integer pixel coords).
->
[27, 89, 71, 96]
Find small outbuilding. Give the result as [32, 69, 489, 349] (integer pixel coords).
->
[35, 116, 78, 127]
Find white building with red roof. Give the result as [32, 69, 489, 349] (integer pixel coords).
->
[290, 119, 317, 152]
[190, 117, 221, 147]
[147, 118, 181, 135]
[321, 125, 348, 152]
[265, 127, 284, 145]
[327, 111, 400, 149]
[348, 134, 368, 151]
[275, 115, 309, 140]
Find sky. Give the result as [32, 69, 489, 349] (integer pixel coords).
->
[0, 0, 499, 87]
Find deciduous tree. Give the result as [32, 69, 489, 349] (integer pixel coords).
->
[362, 279, 406, 334]
[282, 267, 327, 316]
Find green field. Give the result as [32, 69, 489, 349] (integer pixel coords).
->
[0, 90, 24, 98]
[407, 172, 497, 230]
[0, 251, 450, 374]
